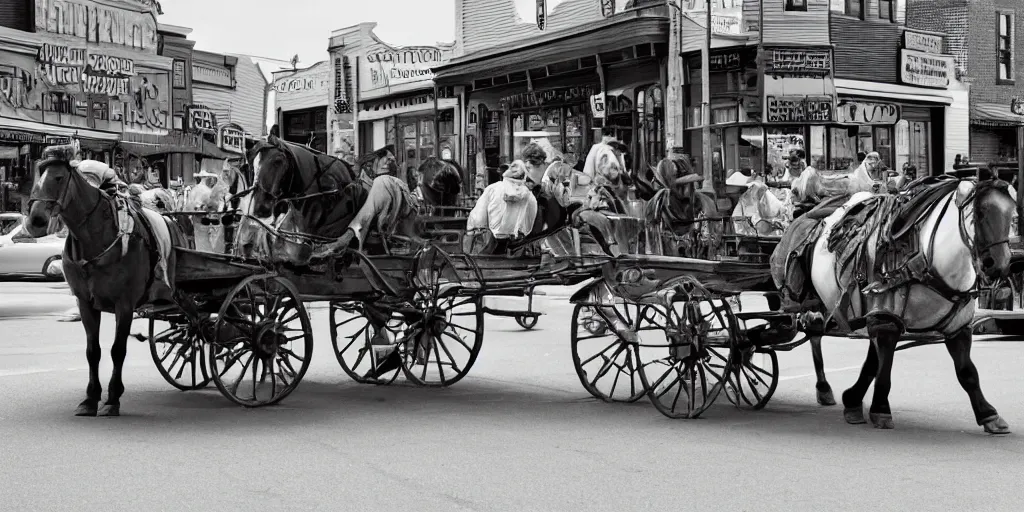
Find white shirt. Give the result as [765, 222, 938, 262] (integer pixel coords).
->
[467, 178, 538, 239]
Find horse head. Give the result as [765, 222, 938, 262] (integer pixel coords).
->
[249, 135, 295, 218]
[27, 144, 81, 237]
[418, 157, 464, 207]
[967, 179, 1017, 279]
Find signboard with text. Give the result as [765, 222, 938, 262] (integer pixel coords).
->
[835, 100, 900, 125]
[358, 45, 449, 97]
[185, 105, 217, 132]
[34, 0, 160, 53]
[904, 30, 944, 54]
[765, 96, 834, 123]
[217, 123, 246, 154]
[900, 49, 953, 88]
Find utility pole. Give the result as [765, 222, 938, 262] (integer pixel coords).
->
[701, 0, 712, 191]
[1017, 125, 1023, 237]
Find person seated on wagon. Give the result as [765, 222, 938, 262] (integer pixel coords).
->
[311, 146, 420, 257]
[848, 151, 897, 195]
[463, 160, 538, 255]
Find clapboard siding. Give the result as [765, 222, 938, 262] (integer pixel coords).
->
[831, 16, 903, 83]
[458, 0, 611, 57]
[762, 0, 831, 46]
[191, 56, 267, 137]
[273, 61, 330, 112]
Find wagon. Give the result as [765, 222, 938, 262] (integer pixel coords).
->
[138, 210, 604, 406]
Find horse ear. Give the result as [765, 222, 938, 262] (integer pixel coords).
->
[955, 181, 975, 208]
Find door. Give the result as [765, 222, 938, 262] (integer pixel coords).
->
[909, 121, 930, 174]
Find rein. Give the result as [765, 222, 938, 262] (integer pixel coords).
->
[29, 167, 125, 267]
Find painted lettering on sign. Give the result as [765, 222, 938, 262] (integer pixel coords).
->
[186, 106, 217, 131]
[500, 85, 594, 110]
[274, 68, 330, 94]
[35, 43, 136, 96]
[537, 0, 547, 30]
[766, 48, 832, 77]
[766, 96, 834, 123]
[36, 0, 159, 52]
[677, 0, 745, 35]
[81, 73, 130, 95]
[86, 53, 135, 76]
[36, 44, 86, 88]
[900, 49, 952, 88]
[904, 30, 943, 54]
[709, 52, 742, 71]
[360, 46, 448, 94]
[835, 100, 900, 125]
[0, 67, 38, 110]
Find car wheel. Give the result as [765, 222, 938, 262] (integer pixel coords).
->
[43, 256, 64, 281]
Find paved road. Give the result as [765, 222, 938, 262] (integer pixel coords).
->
[1, 282, 1023, 511]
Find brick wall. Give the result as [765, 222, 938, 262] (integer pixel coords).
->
[907, 0, 969, 73]
[966, 0, 1024, 107]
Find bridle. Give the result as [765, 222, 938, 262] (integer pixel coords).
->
[253, 143, 348, 211]
[28, 163, 103, 231]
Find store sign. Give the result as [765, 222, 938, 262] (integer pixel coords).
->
[360, 46, 446, 94]
[35, 0, 159, 52]
[500, 85, 595, 110]
[765, 95, 834, 123]
[0, 130, 44, 144]
[1011, 97, 1024, 117]
[185, 105, 217, 132]
[274, 70, 328, 94]
[537, 0, 547, 30]
[218, 123, 246, 154]
[44, 135, 72, 145]
[900, 49, 953, 88]
[709, 52, 743, 72]
[904, 30, 943, 54]
[0, 66, 36, 109]
[590, 93, 606, 119]
[36, 43, 136, 96]
[835, 100, 900, 125]
[677, 0, 744, 35]
[765, 48, 832, 77]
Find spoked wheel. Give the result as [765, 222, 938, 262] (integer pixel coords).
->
[401, 293, 484, 387]
[329, 301, 403, 385]
[148, 316, 211, 391]
[515, 315, 539, 330]
[209, 275, 314, 407]
[636, 289, 737, 419]
[569, 301, 650, 403]
[723, 346, 779, 410]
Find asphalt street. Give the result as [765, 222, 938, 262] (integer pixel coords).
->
[1, 281, 1024, 511]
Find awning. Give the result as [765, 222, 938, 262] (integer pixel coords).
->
[433, 8, 669, 85]
[117, 138, 239, 159]
[971, 102, 1024, 127]
[834, 79, 954, 105]
[0, 116, 120, 142]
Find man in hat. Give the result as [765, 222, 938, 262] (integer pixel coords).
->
[848, 151, 897, 195]
[311, 145, 420, 256]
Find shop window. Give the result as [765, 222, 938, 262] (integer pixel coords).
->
[878, 0, 894, 22]
[842, 0, 864, 19]
[998, 12, 1014, 82]
[829, 126, 894, 171]
[766, 127, 809, 177]
[785, 0, 807, 12]
[509, 106, 587, 165]
[711, 106, 738, 125]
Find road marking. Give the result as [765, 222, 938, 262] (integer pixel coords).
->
[779, 365, 862, 381]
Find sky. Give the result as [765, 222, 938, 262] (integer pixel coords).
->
[158, 0, 458, 68]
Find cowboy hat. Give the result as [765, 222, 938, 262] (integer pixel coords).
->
[37, 144, 78, 172]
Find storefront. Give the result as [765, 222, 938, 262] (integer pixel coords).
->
[272, 61, 331, 154]
[969, 99, 1024, 164]
[433, 6, 670, 191]
[356, 87, 460, 174]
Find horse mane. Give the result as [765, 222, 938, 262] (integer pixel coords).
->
[419, 157, 463, 207]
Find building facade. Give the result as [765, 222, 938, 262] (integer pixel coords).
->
[329, 23, 456, 175]
[909, 0, 1024, 165]
[668, 0, 964, 193]
[271, 61, 330, 154]
[434, 0, 671, 192]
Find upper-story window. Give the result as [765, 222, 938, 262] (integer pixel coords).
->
[998, 12, 1015, 82]
[878, 0, 895, 22]
[785, 0, 808, 12]
[841, 0, 864, 19]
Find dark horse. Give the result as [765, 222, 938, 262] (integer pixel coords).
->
[26, 145, 180, 417]
[417, 156, 464, 214]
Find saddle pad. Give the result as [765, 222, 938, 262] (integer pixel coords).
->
[140, 207, 173, 289]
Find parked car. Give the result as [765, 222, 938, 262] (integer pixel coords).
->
[0, 213, 65, 280]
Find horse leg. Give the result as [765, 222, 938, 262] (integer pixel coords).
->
[98, 306, 133, 417]
[866, 319, 900, 429]
[809, 335, 836, 406]
[944, 326, 1010, 434]
[840, 341, 878, 425]
[75, 303, 102, 417]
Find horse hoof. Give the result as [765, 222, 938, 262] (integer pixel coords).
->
[817, 389, 836, 406]
[844, 407, 866, 424]
[74, 403, 97, 417]
[870, 412, 895, 429]
[97, 404, 120, 417]
[983, 416, 1011, 435]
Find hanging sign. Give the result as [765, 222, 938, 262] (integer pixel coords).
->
[600, 0, 615, 17]
[904, 30, 944, 54]
[900, 49, 953, 88]
[835, 100, 900, 125]
[537, 0, 547, 30]
[185, 105, 217, 132]
[590, 93, 606, 119]
[765, 96, 834, 123]
[1011, 97, 1024, 116]
[217, 123, 246, 154]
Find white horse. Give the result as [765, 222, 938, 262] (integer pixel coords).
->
[805, 179, 1016, 433]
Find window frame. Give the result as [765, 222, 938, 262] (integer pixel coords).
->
[845, 0, 864, 20]
[878, 0, 895, 22]
[997, 11, 1015, 84]
[785, 0, 808, 13]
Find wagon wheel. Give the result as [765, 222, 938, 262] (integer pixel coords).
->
[148, 316, 211, 391]
[635, 290, 736, 419]
[209, 275, 314, 407]
[515, 315, 539, 330]
[402, 245, 484, 387]
[723, 346, 779, 410]
[329, 301, 403, 385]
[569, 301, 654, 403]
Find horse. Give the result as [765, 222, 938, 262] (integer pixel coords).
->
[25, 145, 179, 417]
[417, 157, 464, 213]
[777, 176, 1016, 433]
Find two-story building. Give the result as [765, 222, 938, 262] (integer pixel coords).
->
[669, 0, 964, 189]
[328, 23, 456, 176]
[271, 62, 330, 154]
[909, 0, 1024, 165]
[432, 0, 671, 191]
